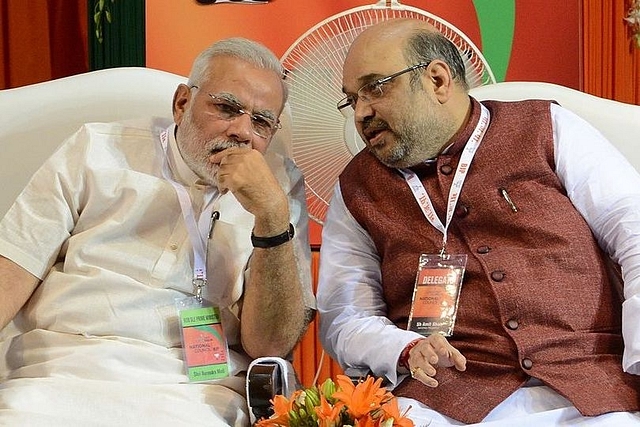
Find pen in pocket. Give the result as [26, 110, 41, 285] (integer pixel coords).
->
[499, 188, 518, 213]
[208, 211, 220, 239]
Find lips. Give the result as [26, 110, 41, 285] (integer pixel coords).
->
[363, 122, 389, 146]
[369, 131, 388, 148]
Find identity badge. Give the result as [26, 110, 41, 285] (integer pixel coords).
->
[177, 298, 230, 382]
[407, 253, 467, 337]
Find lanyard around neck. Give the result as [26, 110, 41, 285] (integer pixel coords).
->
[398, 104, 490, 255]
[160, 128, 219, 300]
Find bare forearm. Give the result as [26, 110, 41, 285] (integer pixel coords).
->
[0, 256, 40, 330]
[219, 153, 311, 357]
[241, 242, 308, 358]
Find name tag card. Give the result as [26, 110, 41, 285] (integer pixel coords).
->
[407, 254, 467, 337]
[177, 298, 230, 382]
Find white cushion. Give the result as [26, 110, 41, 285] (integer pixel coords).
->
[0, 67, 186, 217]
[469, 81, 640, 171]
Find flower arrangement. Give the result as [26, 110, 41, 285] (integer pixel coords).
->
[626, 0, 640, 48]
[255, 374, 413, 427]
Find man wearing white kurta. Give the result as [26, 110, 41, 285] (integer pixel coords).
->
[0, 38, 314, 426]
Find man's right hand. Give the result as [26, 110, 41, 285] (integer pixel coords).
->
[406, 334, 467, 387]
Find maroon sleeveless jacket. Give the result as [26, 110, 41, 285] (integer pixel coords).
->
[339, 99, 640, 423]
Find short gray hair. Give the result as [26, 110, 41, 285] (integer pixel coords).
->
[404, 29, 469, 91]
[187, 37, 288, 102]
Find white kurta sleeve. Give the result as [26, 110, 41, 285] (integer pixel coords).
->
[551, 103, 640, 374]
[317, 184, 424, 386]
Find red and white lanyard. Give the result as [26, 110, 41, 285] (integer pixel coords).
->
[160, 128, 219, 300]
[398, 104, 490, 255]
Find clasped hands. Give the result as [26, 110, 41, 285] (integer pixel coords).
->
[406, 334, 467, 388]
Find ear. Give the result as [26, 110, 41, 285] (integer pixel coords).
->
[172, 84, 192, 125]
[425, 60, 455, 103]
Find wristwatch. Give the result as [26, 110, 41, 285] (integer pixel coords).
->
[251, 223, 295, 248]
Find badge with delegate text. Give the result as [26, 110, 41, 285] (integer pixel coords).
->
[407, 253, 467, 337]
[176, 296, 230, 382]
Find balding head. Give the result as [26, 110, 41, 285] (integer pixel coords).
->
[339, 18, 473, 167]
[348, 18, 439, 53]
[345, 18, 468, 92]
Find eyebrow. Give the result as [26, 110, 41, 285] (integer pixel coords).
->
[358, 72, 386, 85]
[341, 72, 387, 95]
[213, 92, 242, 106]
[214, 92, 278, 121]
[255, 109, 277, 122]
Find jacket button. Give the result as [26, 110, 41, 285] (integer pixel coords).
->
[455, 204, 469, 218]
[506, 319, 519, 330]
[440, 164, 453, 175]
[522, 358, 533, 370]
[477, 245, 491, 254]
[491, 270, 505, 281]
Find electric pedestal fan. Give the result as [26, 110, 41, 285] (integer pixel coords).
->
[281, 0, 496, 224]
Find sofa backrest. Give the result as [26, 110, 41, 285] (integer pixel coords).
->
[469, 81, 640, 171]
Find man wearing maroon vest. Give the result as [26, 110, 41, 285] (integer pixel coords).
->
[317, 18, 640, 426]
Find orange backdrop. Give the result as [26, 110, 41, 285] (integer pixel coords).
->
[148, 1, 478, 74]
[146, 0, 581, 87]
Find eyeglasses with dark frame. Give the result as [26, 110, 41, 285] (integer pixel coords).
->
[336, 62, 431, 111]
[190, 85, 281, 138]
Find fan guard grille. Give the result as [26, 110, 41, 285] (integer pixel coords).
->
[281, 2, 495, 224]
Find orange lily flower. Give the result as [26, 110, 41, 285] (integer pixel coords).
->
[332, 375, 392, 419]
[255, 392, 297, 426]
[315, 393, 345, 427]
[256, 375, 413, 427]
[352, 413, 379, 427]
[380, 398, 414, 427]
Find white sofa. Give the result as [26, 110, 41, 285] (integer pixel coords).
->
[469, 81, 640, 171]
[1, 73, 638, 222]
[0, 68, 186, 218]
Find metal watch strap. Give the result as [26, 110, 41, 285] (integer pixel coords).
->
[251, 223, 295, 248]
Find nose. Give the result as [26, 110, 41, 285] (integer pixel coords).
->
[353, 98, 375, 126]
[225, 112, 254, 143]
